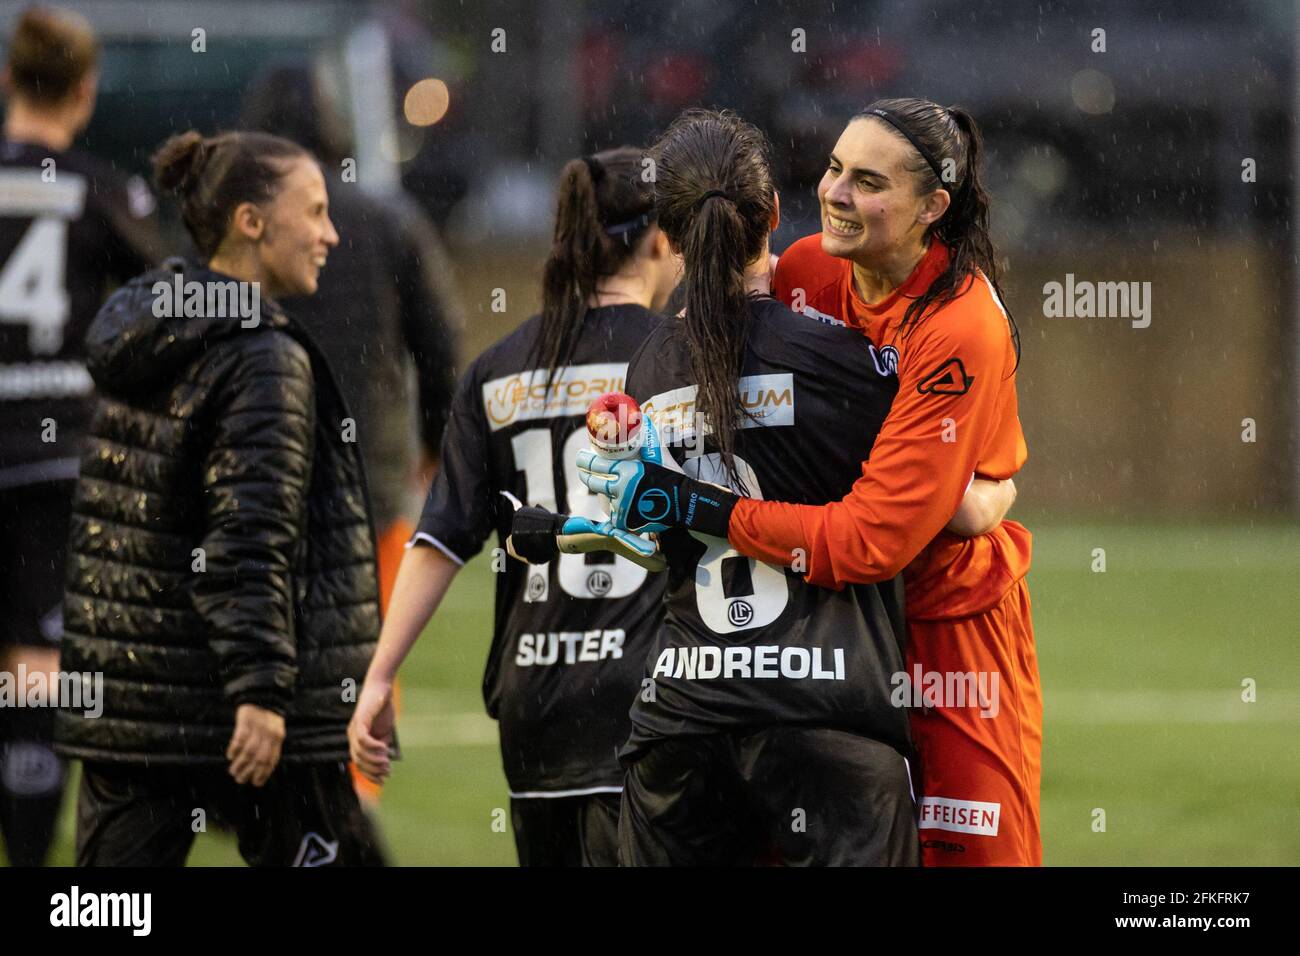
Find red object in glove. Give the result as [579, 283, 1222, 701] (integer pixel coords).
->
[586, 392, 643, 460]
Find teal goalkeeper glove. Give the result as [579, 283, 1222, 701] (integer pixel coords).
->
[506, 504, 666, 572]
[574, 417, 738, 537]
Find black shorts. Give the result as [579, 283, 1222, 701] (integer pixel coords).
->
[75, 759, 386, 867]
[510, 791, 621, 866]
[0, 480, 75, 650]
[619, 726, 919, 867]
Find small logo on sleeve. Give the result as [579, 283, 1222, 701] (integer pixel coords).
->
[916, 357, 973, 395]
[869, 344, 899, 377]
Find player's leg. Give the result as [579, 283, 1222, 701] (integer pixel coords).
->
[0, 689, 63, 865]
[743, 726, 919, 866]
[226, 760, 387, 867]
[618, 736, 755, 866]
[510, 796, 583, 866]
[74, 762, 196, 866]
[0, 481, 74, 866]
[909, 578, 1042, 866]
[576, 791, 621, 866]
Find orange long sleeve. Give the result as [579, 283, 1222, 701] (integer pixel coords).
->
[731, 235, 1027, 606]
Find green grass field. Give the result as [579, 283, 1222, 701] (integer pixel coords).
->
[14, 523, 1300, 866]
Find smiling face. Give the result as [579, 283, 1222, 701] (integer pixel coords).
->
[817, 116, 948, 265]
[255, 157, 338, 297]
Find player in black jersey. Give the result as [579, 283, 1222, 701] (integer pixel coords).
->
[0, 7, 161, 866]
[348, 147, 681, 865]
[572, 110, 920, 866]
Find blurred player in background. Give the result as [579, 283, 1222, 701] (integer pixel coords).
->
[239, 61, 464, 820]
[0, 5, 161, 866]
[349, 147, 680, 866]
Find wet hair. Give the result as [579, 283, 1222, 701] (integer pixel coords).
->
[856, 97, 1019, 365]
[5, 6, 99, 105]
[648, 108, 775, 490]
[532, 146, 656, 391]
[151, 129, 310, 259]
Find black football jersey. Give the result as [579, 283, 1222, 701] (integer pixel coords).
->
[0, 141, 160, 484]
[622, 295, 912, 760]
[414, 305, 667, 794]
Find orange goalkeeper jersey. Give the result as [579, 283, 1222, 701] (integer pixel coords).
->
[731, 234, 1030, 618]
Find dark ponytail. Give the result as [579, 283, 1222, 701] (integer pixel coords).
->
[649, 109, 775, 491]
[858, 98, 1020, 366]
[533, 147, 655, 391]
[151, 129, 309, 259]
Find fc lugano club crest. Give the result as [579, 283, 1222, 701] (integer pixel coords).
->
[587, 569, 613, 596]
[869, 344, 898, 377]
[916, 357, 973, 395]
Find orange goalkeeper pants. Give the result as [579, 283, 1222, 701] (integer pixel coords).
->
[349, 518, 411, 803]
[906, 577, 1042, 866]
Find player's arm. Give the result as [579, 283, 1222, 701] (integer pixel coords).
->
[506, 503, 665, 571]
[191, 337, 311, 717]
[349, 362, 491, 782]
[103, 174, 166, 280]
[508, 345, 669, 570]
[947, 476, 1016, 536]
[776, 238, 1015, 536]
[728, 305, 1012, 586]
[350, 544, 460, 782]
[190, 336, 314, 786]
[579, 304, 1015, 585]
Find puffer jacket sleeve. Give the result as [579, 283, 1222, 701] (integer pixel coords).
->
[191, 332, 316, 714]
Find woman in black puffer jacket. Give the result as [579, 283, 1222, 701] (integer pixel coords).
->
[55, 129, 384, 866]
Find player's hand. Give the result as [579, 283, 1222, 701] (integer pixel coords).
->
[506, 506, 666, 571]
[576, 452, 738, 538]
[947, 476, 1016, 536]
[349, 679, 396, 783]
[574, 453, 679, 533]
[226, 703, 286, 787]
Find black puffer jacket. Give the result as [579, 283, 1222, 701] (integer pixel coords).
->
[55, 258, 381, 764]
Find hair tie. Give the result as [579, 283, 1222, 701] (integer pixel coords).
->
[581, 155, 604, 182]
[604, 212, 653, 246]
[866, 108, 949, 190]
[696, 188, 732, 208]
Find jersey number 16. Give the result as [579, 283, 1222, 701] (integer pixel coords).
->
[512, 425, 649, 600]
